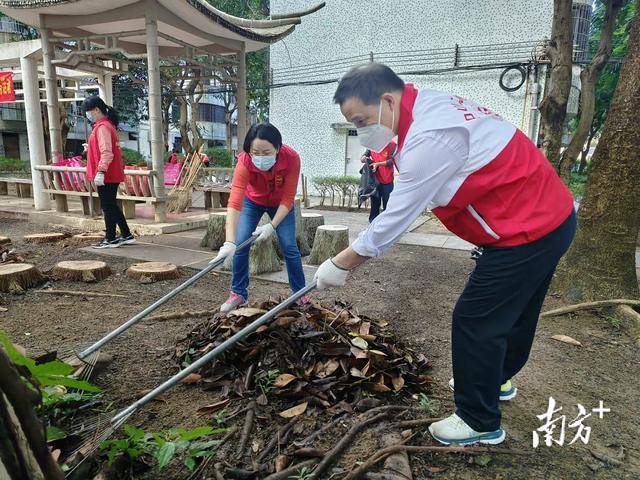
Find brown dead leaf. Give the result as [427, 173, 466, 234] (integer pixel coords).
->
[0, 307, 8, 312]
[196, 399, 229, 413]
[274, 373, 297, 388]
[256, 325, 268, 333]
[551, 334, 582, 346]
[350, 346, 368, 359]
[323, 359, 340, 377]
[391, 375, 405, 391]
[51, 449, 61, 462]
[361, 361, 371, 376]
[279, 401, 308, 418]
[179, 373, 202, 384]
[350, 368, 367, 378]
[256, 393, 268, 406]
[359, 321, 371, 336]
[230, 307, 267, 317]
[275, 454, 291, 472]
[198, 342, 214, 353]
[360, 334, 376, 342]
[371, 318, 389, 328]
[365, 382, 392, 393]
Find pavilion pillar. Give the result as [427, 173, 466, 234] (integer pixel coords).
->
[237, 43, 248, 148]
[39, 16, 63, 162]
[98, 74, 113, 106]
[20, 55, 50, 210]
[145, 4, 166, 222]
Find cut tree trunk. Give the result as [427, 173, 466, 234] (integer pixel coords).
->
[307, 225, 349, 265]
[53, 260, 111, 283]
[72, 233, 104, 241]
[250, 214, 283, 275]
[0, 264, 44, 294]
[614, 304, 640, 346]
[23, 233, 66, 244]
[0, 236, 11, 246]
[294, 199, 311, 257]
[553, 2, 640, 301]
[127, 262, 180, 283]
[302, 213, 325, 249]
[0, 350, 65, 480]
[201, 212, 227, 250]
[538, 0, 574, 180]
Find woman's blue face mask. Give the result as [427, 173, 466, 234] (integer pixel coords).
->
[251, 153, 277, 171]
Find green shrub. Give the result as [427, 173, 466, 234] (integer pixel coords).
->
[121, 147, 146, 166]
[0, 156, 29, 172]
[205, 147, 233, 168]
[312, 175, 359, 207]
[569, 172, 588, 199]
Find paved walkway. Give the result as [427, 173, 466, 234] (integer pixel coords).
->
[81, 208, 474, 285]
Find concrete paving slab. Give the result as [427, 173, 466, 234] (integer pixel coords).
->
[442, 236, 474, 251]
[398, 232, 448, 248]
[80, 243, 212, 267]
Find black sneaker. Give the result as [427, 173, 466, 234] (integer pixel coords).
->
[92, 238, 121, 249]
[117, 234, 137, 245]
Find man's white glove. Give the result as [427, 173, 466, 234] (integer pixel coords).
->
[94, 171, 105, 187]
[211, 241, 236, 268]
[253, 222, 275, 243]
[314, 258, 349, 290]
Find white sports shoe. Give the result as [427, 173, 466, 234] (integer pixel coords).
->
[428, 413, 506, 446]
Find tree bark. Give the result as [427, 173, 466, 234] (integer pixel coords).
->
[560, 0, 624, 179]
[539, 0, 574, 181]
[553, 1, 640, 302]
[302, 213, 325, 248]
[201, 211, 228, 250]
[53, 260, 111, 283]
[249, 214, 282, 275]
[307, 225, 349, 265]
[126, 262, 180, 283]
[0, 264, 44, 294]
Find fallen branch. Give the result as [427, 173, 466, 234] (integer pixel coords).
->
[312, 411, 391, 479]
[263, 459, 318, 480]
[541, 299, 640, 317]
[393, 417, 442, 429]
[237, 400, 256, 459]
[345, 444, 530, 480]
[589, 448, 624, 467]
[146, 309, 217, 322]
[293, 414, 346, 447]
[35, 289, 126, 298]
[257, 418, 298, 463]
[614, 305, 640, 346]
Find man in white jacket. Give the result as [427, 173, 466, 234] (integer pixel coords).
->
[314, 63, 575, 446]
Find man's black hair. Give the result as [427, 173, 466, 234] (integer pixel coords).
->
[243, 123, 283, 153]
[333, 63, 405, 106]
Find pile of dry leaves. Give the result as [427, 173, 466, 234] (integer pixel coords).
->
[174, 300, 433, 416]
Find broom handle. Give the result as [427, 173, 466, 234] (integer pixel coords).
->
[78, 235, 259, 359]
[111, 281, 317, 425]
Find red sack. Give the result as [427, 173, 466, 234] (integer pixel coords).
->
[52, 156, 85, 192]
[164, 162, 183, 186]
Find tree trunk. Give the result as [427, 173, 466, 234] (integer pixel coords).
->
[560, 0, 624, 179]
[302, 213, 325, 248]
[538, 0, 574, 182]
[201, 211, 228, 250]
[307, 225, 349, 265]
[0, 264, 44, 294]
[553, 1, 640, 302]
[127, 262, 180, 283]
[273, 199, 311, 258]
[249, 214, 282, 275]
[0, 350, 65, 480]
[53, 260, 112, 283]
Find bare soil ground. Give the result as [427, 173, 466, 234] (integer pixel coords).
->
[1, 216, 639, 479]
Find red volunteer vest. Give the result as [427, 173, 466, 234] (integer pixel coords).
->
[87, 118, 125, 183]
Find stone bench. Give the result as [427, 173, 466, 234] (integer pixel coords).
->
[0, 176, 33, 198]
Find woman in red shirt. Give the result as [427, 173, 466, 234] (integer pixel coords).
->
[361, 140, 396, 222]
[83, 95, 136, 249]
[213, 123, 307, 312]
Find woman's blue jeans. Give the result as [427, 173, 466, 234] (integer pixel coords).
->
[231, 197, 306, 299]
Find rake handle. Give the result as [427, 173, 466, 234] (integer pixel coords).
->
[77, 235, 258, 359]
[111, 281, 317, 424]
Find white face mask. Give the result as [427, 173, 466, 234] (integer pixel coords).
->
[251, 154, 277, 171]
[85, 111, 94, 122]
[356, 101, 396, 153]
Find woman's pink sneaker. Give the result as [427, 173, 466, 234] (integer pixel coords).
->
[220, 292, 247, 313]
[299, 295, 311, 305]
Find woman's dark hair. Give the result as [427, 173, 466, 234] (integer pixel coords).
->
[333, 63, 405, 106]
[243, 123, 282, 153]
[83, 95, 119, 128]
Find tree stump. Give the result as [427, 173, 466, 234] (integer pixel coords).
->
[23, 233, 66, 244]
[53, 260, 111, 283]
[0, 264, 44, 294]
[294, 199, 311, 257]
[0, 236, 11, 246]
[127, 262, 180, 283]
[302, 213, 325, 249]
[201, 212, 227, 250]
[225, 214, 282, 275]
[72, 232, 104, 241]
[307, 225, 349, 265]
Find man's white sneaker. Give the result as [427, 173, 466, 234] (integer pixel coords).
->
[428, 413, 506, 446]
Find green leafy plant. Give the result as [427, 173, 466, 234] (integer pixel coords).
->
[312, 176, 360, 207]
[121, 147, 147, 166]
[205, 147, 233, 168]
[179, 347, 198, 368]
[101, 425, 226, 472]
[0, 156, 30, 173]
[417, 393, 441, 417]
[288, 465, 314, 480]
[257, 368, 281, 395]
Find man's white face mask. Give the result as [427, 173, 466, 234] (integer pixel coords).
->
[356, 100, 395, 153]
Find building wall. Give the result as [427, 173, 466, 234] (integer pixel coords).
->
[270, 0, 554, 190]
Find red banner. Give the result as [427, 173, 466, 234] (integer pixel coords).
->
[0, 72, 16, 103]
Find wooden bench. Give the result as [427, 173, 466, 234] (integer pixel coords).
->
[195, 167, 234, 209]
[0, 176, 33, 198]
[33, 165, 158, 219]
